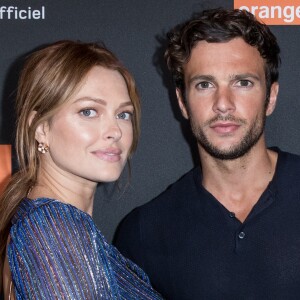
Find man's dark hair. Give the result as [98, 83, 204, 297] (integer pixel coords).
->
[165, 8, 280, 98]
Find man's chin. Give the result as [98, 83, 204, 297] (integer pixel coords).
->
[201, 144, 252, 160]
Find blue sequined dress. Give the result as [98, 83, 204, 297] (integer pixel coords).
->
[8, 198, 162, 299]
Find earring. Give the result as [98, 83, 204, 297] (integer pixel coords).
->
[37, 143, 49, 154]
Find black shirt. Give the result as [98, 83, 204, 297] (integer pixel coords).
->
[114, 149, 300, 299]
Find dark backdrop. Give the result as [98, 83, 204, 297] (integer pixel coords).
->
[1, 0, 300, 242]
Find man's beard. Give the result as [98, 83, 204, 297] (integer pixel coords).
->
[190, 113, 266, 160]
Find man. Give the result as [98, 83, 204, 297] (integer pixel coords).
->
[114, 8, 300, 299]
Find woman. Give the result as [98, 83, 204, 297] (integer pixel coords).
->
[0, 40, 162, 299]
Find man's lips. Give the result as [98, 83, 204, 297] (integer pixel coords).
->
[210, 122, 240, 134]
[91, 148, 122, 162]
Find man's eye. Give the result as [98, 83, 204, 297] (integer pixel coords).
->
[196, 82, 213, 89]
[237, 80, 253, 87]
[80, 109, 97, 117]
[117, 111, 132, 121]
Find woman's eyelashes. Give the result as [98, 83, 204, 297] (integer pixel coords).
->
[117, 111, 133, 121]
[79, 107, 133, 121]
[80, 108, 98, 117]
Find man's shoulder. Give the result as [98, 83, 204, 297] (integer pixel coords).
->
[136, 166, 200, 215]
[276, 149, 300, 175]
[279, 149, 300, 163]
[114, 167, 200, 246]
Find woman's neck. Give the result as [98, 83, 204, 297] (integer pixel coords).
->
[30, 165, 97, 216]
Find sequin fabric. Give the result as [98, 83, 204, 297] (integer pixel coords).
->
[8, 198, 163, 299]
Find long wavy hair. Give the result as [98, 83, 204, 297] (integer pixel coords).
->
[0, 40, 141, 289]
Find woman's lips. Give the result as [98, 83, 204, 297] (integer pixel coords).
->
[91, 148, 122, 162]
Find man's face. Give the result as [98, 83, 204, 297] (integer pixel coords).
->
[177, 38, 278, 160]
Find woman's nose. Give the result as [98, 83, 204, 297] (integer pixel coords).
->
[103, 119, 122, 141]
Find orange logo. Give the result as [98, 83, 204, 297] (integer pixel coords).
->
[0, 144, 12, 194]
[234, 0, 300, 25]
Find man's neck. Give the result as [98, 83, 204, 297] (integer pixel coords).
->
[199, 141, 278, 222]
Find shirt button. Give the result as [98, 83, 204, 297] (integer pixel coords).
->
[229, 212, 235, 218]
[238, 232, 246, 239]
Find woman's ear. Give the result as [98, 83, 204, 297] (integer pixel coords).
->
[35, 122, 50, 144]
[29, 111, 49, 144]
[28, 110, 37, 127]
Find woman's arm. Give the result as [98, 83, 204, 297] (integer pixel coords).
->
[8, 201, 115, 299]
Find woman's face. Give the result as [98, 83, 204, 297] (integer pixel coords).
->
[37, 66, 134, 184]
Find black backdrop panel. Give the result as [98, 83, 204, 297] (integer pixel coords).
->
[1, 1, 299, 242]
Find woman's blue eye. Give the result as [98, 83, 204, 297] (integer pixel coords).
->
[80, 109, 97, 117]
[117, 112, 132, 120]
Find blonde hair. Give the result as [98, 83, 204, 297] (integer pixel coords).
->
[0, 40, 140, 288]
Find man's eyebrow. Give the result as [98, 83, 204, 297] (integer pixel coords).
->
[187, 75, 215, 86]
[229, 73, 261, 81]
